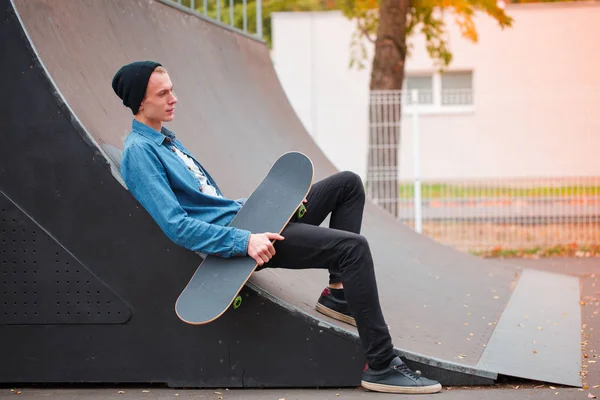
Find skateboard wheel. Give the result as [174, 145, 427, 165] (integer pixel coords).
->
[233, 295, 243, 309]
[297, 204, 307, 219]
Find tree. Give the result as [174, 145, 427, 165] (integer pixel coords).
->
[175, 0, 513, 217]
[338, 0, 512, 216]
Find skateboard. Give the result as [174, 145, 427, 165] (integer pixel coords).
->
[175, 151, 314, 325]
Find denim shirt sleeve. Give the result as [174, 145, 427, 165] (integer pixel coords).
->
[121, 143, 251, 258]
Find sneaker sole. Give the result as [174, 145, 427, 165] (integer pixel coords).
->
[315, 302, 356, 326]
[361, 380, 442, 394]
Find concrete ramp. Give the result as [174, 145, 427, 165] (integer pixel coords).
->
[0, 0, 581, 387]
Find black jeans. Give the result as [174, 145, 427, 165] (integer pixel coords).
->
[263, 171, 395, 369]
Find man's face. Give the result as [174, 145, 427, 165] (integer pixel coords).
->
[138, 71, 177, 123]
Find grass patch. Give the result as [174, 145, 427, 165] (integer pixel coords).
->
[398, 184, 600, 199]
[471, 244, 600, 259]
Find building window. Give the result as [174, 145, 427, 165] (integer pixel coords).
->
[405, 75, 434, 105]
[441, 71, 473, 106]
[402, 70, 474, 114]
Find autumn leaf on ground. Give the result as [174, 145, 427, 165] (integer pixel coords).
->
[588, 393, 596, 399]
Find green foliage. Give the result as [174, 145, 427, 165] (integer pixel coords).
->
[338, 0, 513, 70]
[177, 0, 575, 69]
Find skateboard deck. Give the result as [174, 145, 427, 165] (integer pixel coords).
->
[175, 151, 314, 325]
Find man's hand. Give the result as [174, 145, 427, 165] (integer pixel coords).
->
[247, 232, 285, 266]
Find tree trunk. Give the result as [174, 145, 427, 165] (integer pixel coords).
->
[366, 0, 410, 217]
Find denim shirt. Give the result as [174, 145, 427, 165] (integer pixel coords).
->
[120, 120, 250, 258]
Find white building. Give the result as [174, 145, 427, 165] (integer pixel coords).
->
[271, 2, 600, 181]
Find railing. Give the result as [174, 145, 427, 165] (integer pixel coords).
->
[441, 88, 473, 106]
[397, 177, 600, 254]
[172, 0, 262, 38]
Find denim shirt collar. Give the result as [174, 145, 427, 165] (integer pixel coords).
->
[131, 119, 176, 145]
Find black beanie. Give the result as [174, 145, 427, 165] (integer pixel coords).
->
[112, 61, 162, 114]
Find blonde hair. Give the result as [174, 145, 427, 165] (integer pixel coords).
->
[154, 66, 168, 74]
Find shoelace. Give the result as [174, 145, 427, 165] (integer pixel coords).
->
[393, 363, 422, 380]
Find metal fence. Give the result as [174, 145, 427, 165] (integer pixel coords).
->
[397, 177, 600, 254]
[173, 0, 262, 38]
[367, 90, 600, 255]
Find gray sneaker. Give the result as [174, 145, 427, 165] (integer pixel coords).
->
[361, 357, 442, 394]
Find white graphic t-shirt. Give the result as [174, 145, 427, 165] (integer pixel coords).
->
[173, 147, 221, 198]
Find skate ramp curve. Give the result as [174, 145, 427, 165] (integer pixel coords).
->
[0, 0, 581, 387]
